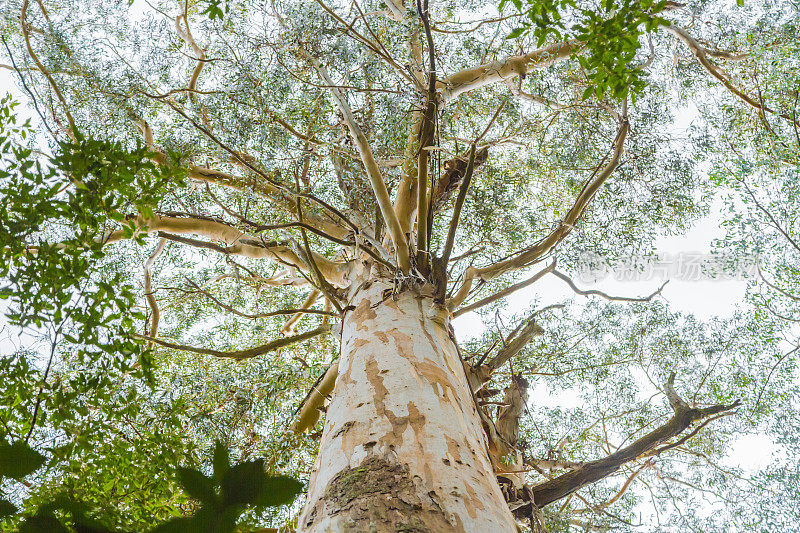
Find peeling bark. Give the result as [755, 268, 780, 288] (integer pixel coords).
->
[299, 282, 518, 532]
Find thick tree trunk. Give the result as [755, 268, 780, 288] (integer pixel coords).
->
[298, 281, 518, 532]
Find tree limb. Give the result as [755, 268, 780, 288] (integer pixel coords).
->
[135, 324, 331, 361]
[527, 372, 741, 508]
[311, 59, 411, 272]
[290, 359, 339, 433]
[448, 116, 629, 310]
[143, 238, 166, 345]
[551, 269, 667, 302]
[439, 40, 581, 103]
[452, 260, 555, 318]
[666, 26, 797, 125]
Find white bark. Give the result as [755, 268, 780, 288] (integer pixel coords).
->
[299, 282, 518, 532]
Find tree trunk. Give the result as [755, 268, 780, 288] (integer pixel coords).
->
[298, 281, 518, 532]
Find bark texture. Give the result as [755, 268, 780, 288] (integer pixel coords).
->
[298, 282, 518, 532]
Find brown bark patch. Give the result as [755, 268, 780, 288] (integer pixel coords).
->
[351, 300, 377, 331]
[318, 456, 457, 532]
[414, 360, 458, 402]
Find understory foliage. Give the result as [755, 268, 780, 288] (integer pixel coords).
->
[0, 0, 797, 531]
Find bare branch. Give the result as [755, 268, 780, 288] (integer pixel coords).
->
[136, 324, 331, 361]
[551, 270, 667, 302]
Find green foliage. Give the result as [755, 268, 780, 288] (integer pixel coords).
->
[200, 0, 229, 20]
[501, 0, 670, 99]
[0, 437, 300, 533]
[153, 441, 303, 533]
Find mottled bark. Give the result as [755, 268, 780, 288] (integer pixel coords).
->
[299, 282, 518, 532]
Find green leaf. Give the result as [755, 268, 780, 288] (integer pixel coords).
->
[253, 475, 304, 508]
[176, 467, 217, 506]
[0, 498, 17, 518]
[212, 441, 230, 481]
[0, 440, 46, 479]
[506, 27, 527, 39]
[221, 459, 266, 507]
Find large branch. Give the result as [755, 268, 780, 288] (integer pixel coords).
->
[135, 119, 351, 241]
[104, 214, 353, 288]
[448, 118, 629, 310]
[439, 40, 580, 103]
[312, 60, 411, 272]
[528, 373, 741, 508]
[290, 360, 339, 433]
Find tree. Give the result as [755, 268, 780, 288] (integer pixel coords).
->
[0, 0, 797, 530]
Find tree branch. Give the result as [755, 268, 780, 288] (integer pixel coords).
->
[102, 214, 353, 288]
[311, 59, 411, 272]
[452, 260, 555, 318]
[20, 0, 77, 138]
[551, 270, 667, 302]
[437, 143, 476, 298]
[527, 372, 741, 508]
[448, 116, 629, 310]
[667, 26, 797, 125]
[143, 238, 166, 345]
[290, 359, 339, 433]
[439, 40, 581, 103]
[136, 324, 331, 361]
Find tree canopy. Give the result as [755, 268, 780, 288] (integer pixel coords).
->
[0, 0, 798, 530]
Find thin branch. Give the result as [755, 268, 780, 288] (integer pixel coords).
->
[20, 0, 77, 138]
[437, 143, 476, 297]
[551, 270, 667, 302]
[184, 279, 336, 320]
[667, 26, 796, 125]
[453, 260, 555, 317]
[136, 324, 331, 361]
[281, 289, 322, 334]
[143, 238, 167, 344]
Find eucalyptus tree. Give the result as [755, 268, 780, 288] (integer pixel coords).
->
[0, 0, 796, 531]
